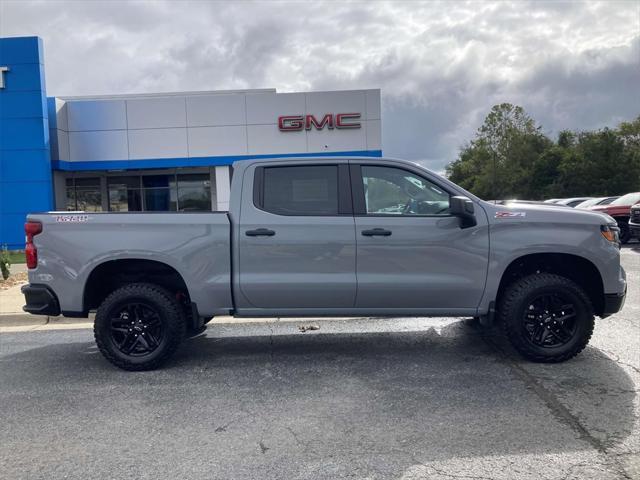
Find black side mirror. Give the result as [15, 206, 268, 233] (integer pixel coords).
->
[450, 196, 476, 228]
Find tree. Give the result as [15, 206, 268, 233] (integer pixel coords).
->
[447, 103, 550, 199]
[446, 107, 640, 200]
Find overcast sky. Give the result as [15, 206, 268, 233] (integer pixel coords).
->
[1, 0, 638, 171]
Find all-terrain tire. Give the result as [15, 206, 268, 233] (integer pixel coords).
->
[94, 283, 187, 371]
[499, 273, 594, 363]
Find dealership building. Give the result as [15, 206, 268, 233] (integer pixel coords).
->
[0, 36, 382, 249]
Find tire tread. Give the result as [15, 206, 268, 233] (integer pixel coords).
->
[499, 273, 594, 363]
[94, 283, 186, 371]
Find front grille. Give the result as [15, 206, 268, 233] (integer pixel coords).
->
[631, 209, 640, 223]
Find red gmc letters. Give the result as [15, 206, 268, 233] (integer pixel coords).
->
[278, 113, 361, 131]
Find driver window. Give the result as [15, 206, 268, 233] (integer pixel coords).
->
[361, 166, 450, 216]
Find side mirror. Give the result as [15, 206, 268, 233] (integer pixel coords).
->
[450, 196, 477, 228]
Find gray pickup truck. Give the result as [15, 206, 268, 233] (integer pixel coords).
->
[22, 157, 627, 370]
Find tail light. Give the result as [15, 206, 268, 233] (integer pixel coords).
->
[24, 221, 43, 269]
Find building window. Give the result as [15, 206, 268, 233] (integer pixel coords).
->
[177, 174, 211, 211]
[65, 177, 102, 211]
[142, 175, 177, 211]
[107, 177, 142, 212]
[107, 173, 211, 212]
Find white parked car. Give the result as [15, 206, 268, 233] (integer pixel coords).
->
[555, 197, 595, 208]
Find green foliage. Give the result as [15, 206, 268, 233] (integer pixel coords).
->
[446, 107, 640, 200]
[0, 245, 11, 280]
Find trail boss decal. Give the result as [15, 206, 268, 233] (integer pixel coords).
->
[55, 214, 90, 223]
[278, 113, 361, 131]
[495, 211, 526, 219]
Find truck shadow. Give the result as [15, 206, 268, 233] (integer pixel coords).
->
[1, 318, 637, 475]
[178, 319, 638, 459]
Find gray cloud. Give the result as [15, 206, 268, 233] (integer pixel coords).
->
[1, 0, 637, 171]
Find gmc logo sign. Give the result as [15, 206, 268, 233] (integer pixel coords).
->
[278, 113, 361, 131]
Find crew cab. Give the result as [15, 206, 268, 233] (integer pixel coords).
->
[22, 157, 627, 370]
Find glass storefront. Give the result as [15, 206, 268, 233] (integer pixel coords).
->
[66, 177, 103, 211]
[64, 171, 213, 212]
[107, 173, 211, 212]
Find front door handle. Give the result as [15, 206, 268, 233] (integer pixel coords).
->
[361, 228, 392, 237]
[245, 228, 276, 237]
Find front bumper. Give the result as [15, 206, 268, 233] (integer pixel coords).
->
[602, 289, 627, 317]
[21, 284, 61, 316]
[630, 221, 640, 238]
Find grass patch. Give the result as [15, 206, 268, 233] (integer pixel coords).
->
[7, 251, 25, 264]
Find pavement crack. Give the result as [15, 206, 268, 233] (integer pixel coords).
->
[481, 335, 608, 455]
[408, 458, 498, 480]
[267, 322, 275, 361]
[284, 425, 317, 455]
[595, 347, 640, 376]
[258, 440, 269, 454]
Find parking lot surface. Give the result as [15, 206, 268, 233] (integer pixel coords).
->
[0, 247, 638, 479]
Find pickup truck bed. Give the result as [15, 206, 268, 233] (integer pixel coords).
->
[24, 212, 233, 317]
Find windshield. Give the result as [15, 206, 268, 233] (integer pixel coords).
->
[611, 192, 640, 206]
[576, 198, 602, 208]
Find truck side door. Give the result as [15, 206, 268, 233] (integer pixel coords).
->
[236, 162, 356, 311]
[351, 162, 489, 313]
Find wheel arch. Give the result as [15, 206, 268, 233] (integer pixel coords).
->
[83, 259, 191, 314]
[495, 253, 605, 317]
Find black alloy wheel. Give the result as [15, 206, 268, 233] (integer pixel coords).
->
[109, 302, 164, 356]
[523, 293, 577, 348]
[94, 283, 186, 371]
[499, 273, 594, 363]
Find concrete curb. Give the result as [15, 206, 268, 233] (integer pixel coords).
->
[0, 313, 361, 333]
[0, 313, 89, 327]
[0, 314, 48, 327]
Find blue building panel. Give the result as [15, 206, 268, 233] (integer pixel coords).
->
[0, 64, 46, 92]
[0, 90, 48, 118]
[0, 36, 44, 64]
[46, 97, 58, 127]
[51, 150, 384, 171]
[0, 36, 52, 249]
[1, 149, 52, 182]
[0, 117, 49, 150]
[0, 213, 30, 250]
[0, 181, 52, 214]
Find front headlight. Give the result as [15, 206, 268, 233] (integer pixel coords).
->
[601, 224, 620, 244]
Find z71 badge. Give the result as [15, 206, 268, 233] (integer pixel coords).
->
[495, 211, 526, 218]
[55, 214, 89, 223]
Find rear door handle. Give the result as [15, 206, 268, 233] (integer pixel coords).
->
[361, 228, 392, 237]
[245, 228, 276, 237]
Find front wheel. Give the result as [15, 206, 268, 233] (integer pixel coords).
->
[94, 283, 186, 371]
[499, 273, 594, 363]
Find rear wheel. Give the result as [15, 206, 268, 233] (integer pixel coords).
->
[94, 283, 186, 371]
[499, 273, 594, 362]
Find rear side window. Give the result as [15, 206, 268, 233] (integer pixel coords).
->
[258, 165, 339, 216]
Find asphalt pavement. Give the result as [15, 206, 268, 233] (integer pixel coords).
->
[0, 247, 638, 479]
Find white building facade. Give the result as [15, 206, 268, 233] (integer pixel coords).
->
[50, 88, 381, 213]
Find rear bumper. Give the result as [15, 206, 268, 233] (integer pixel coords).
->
[21, 284, 61, 316]
[602, 289, 627, 317]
